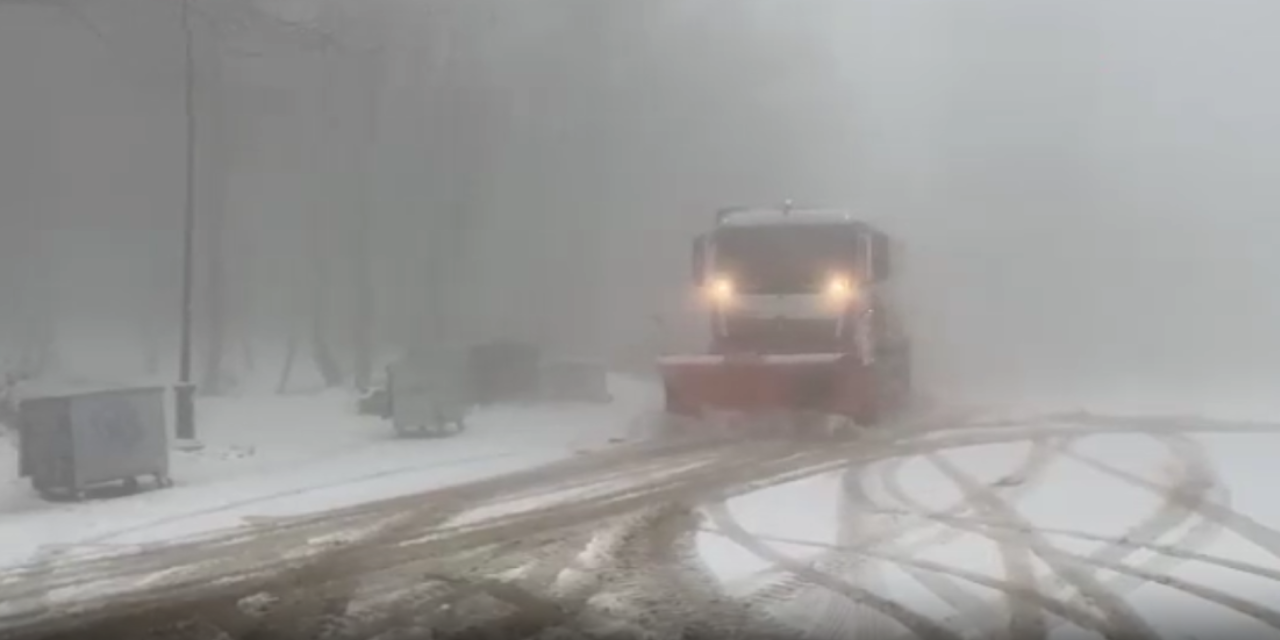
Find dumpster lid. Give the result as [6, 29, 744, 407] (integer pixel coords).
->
[15, 381, 169, 402]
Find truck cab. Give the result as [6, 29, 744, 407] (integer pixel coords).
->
[658, 203, 911, 428]
[690, 206, 908, 367]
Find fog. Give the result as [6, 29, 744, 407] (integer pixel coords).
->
[849, 0, 1280, 405]
[2, 0, 1277, 409]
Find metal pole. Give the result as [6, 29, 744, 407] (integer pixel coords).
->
[175, 0, 198, 440]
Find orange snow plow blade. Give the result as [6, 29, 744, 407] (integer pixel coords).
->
[657, 353, 866, 418]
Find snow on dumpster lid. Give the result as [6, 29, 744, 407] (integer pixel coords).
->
[12, 378, 169, 402]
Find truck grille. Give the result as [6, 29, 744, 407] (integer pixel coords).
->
[715, 316, 846, 355]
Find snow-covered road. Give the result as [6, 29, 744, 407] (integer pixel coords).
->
[0, 377, 654, 570]
[697, 414, 1280, 640]
[4, 382, 1280, 640]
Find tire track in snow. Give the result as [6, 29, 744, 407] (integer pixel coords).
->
[9, 412, 1280, 640]
[873, 442, 1050, 639]
[874, 437, 1060, 640]
[330, 527, 605, 640]
[717, 414, 1279, 640]
[865, 425, 1266, 639]
[713, 414, 1279, 640]
[3, 434, 880, 639]
[873, 436, 1061, 558]
[876, 433, 1223, 639]
[816, 486, 897, 640]
[731, 514, 1280, 637]
[199, 435, 880, 640]
[836, 512, 1280, 584]
[852, 431, 1280, 636]
[1037, 434, 1230, 636]
[774, 466, 892, 640]
[925, 449, 1162, 640]
[0, 437, 766, 637]
[39, 450, 530, 548]
[696, 410, 1036, 639]
[704, 497, 964, 640]
[729, 432, 1061, 635]
[876, 492, 1280, 635]
[710, 458, 1280, 640]
[797, 439, 1055, 640]
[945, 442, 1051, 640]
[0, 435, 740, 600]
[289, 434, 902, 640]
[1062, 447, 1280, 561]
[1, 445, 539, 612]
[710, 529, 1112, 636]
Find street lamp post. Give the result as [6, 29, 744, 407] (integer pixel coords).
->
[175, 0, 198, 441]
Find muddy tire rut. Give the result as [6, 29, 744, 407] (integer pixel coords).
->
[5, 411, 1280, 640]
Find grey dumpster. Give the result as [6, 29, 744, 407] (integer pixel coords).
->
[17, 386, 172, 500]
[387, 347, 473, 437]
[357, 387, 391, 418]
[467, 340, 540, 405]
[538, 359, 613, 403]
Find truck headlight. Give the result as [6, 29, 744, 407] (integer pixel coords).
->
[707, 276, 735, 304]
[825, 274, 859, 302]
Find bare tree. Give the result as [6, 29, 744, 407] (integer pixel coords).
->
[0, 0, 873, 391]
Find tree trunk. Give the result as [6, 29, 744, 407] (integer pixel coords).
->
[311, 272, 344, 388]
[276, 324, 298, 393]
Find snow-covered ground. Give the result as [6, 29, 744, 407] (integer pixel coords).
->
[697, 392, 1280, 639]
[4, 370, 1279, 638]
[0, 376, 655, 569]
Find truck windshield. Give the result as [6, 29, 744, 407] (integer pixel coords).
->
[712, 224, 863, 294]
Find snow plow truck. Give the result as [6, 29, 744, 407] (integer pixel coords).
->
[657, 204, 911, 434]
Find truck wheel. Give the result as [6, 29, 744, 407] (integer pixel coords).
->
[662, 383, 691, 416]
[898, 359, 913, 412]
[791, 412, 841, 439]
[854, 398, 882, 427]
[843, 361, 880, 427]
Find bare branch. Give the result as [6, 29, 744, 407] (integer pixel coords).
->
[0, 0, 105, 40]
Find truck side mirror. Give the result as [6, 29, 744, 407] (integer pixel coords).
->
[691, 235, 707, 285]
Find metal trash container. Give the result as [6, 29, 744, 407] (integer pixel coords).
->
[387, 347, 473, 437]
[467, 340, 540, 405]
[17, 386, 172, 500]
[357, 387, 391, 418]
[538, 359, 613, 403]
